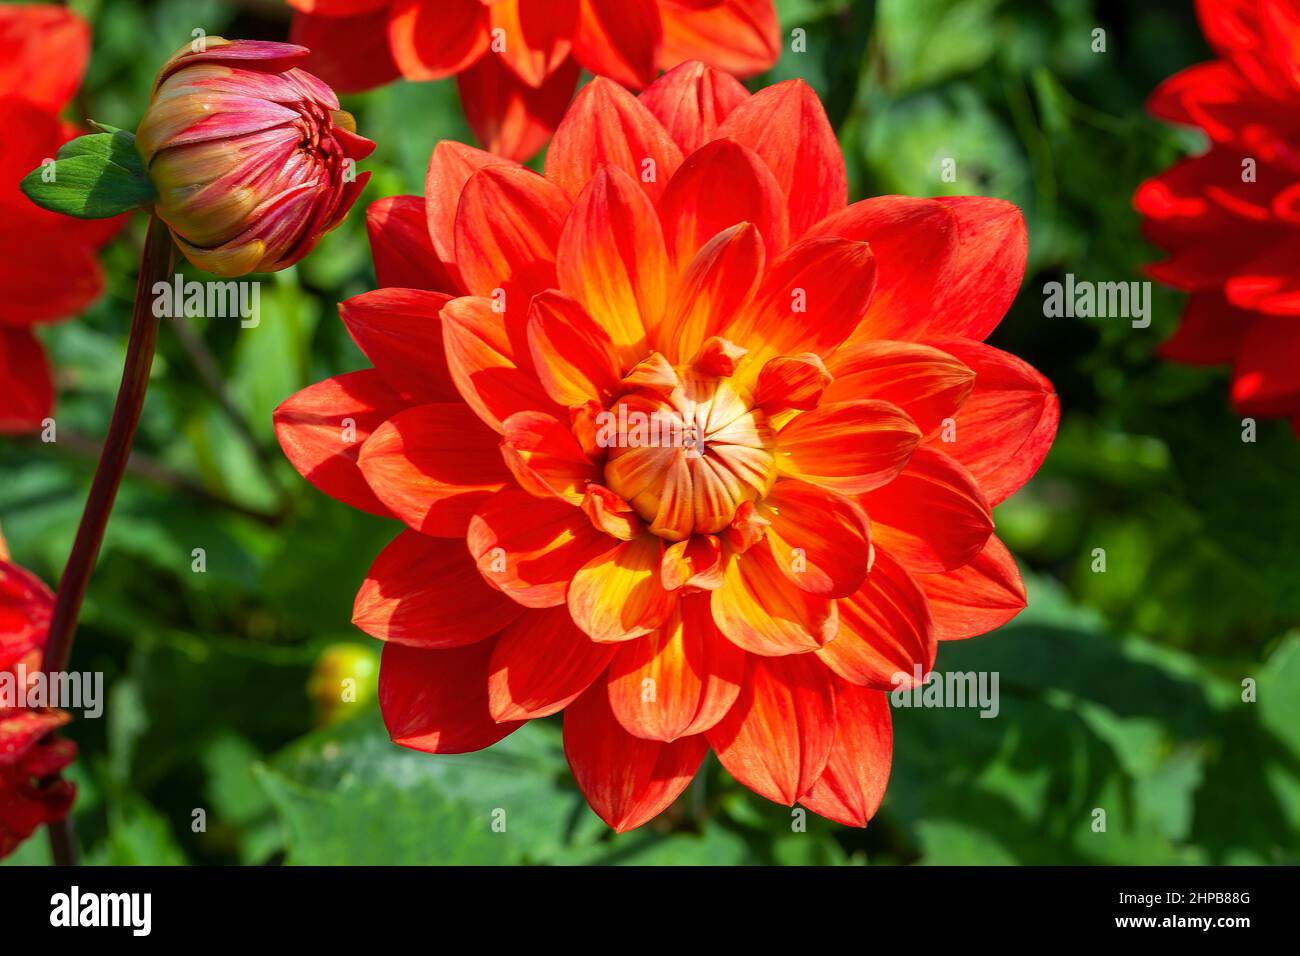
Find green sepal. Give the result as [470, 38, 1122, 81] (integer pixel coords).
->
[19, 126, 156, 220]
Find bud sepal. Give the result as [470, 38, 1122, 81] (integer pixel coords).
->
[20, 123, 155, 220]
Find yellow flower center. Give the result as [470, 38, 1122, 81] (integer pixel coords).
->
[602, 371, 776, 542]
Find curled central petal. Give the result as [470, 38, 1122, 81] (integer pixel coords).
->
[603, 372, 776, 541]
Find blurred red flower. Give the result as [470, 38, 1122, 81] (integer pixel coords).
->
[1137, 0, 1300, 429]
[0, 538, 75, 859]
[287, 0, 780, 161]
[276, 63, 1057, 830]
[0, 4, 120, 434]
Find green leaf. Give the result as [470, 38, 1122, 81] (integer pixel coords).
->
[19, 128, 155, 219]
[552, 823, 753, 865]
[877, 0, 1004, 93]
[859, 85, 1031, 208]
[256, 714, 604, 865]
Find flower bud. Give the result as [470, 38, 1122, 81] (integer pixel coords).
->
[307, 642, 378, 726]
[136, 38, 374, 277]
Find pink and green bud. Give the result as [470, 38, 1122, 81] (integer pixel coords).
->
[136, 38, 373, 277]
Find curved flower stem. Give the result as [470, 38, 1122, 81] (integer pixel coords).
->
[42, 216, 174, 865]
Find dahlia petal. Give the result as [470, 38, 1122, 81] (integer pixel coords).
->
[354, 531, 525, 646]
[658, 139, 790, 265]
[638, 60, 750, 154]
[0, 4, 89, 110]
[0, 724, 75, 849]
[753, 353, 833, 414]
[357, 403, 510, 536]
[440, 295, 556, 432]
[380, 639, 524, 754]
[707, 653, 836, 806]
[487, 0, 579, 87]
[454, 165, 570, 300]
[657, 0, 781, 78]
[291, 8, 401, 93]
[1226, 240, 1300, 314]
[1187, 5, 1291, 102]
[526, 292, 622, 407]
[273, 370, 406, 517]
[759, 479, 871, 598]
[861, 447, 993, 574]
[150, 40, 312, 87]
[660, 533, 724, 591]
[556, 166, 670, 368]
[1146, 226, 1285, 293]
[500, 410, 601, 502]
[0, 329, 53, 435]
[806, 196, 959, 343]
[823, 340, 975, 435]
[340, 288, 459, 403]
[776, 400, 921, 495]
[621, 351, 680, 395]
[487, 606, 615, 721]
[582, 485, 643, 540]
[1146, 61, 1260, 147]
[817, 547, 935, 688]
[387, 0, 491, 81]
[694, 335, 749, 377]
[468, 489, 613, 608]
[0, 710, 70, 765]
[656, 223, 765, 364]
[1196, 0, 1265, 60]
[799, 680, 893, 826]
[365, 196, 457, 294]
[921, 197, 1028, 341]
[0, 558, 54, 664]
[0, 216, 104, 327]
[564, 680, 707, 832]
[606, 592, 744, 742]
[1231, 315, 1300, 415]
[1158, 293, 1257, 366]
[571, 0, 661, 89]
[287, 1, 388, 16]
[544, 77, 684, 204]
[725, 237, 877, 381]
[714, 80, 848, 238]
[1138, 147, 1280, 229]
[923, 339, 1058, 506]
[425, 140, 519, 270]
[457, 52, 581, 163]
[915, 534, 1025, 641]
[568, 533, 674, 643]
[711, 539, 838, 655]
[0, 100, 63, 215]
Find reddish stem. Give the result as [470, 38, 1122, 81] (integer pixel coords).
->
[42, 217, 173, 865]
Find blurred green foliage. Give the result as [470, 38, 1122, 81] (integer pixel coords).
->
[2, 0, 1297, 865]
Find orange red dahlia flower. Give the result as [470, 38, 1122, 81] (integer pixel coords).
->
[0, 4, 119, 433]
[287, 0, 780, 161]
[275, 63, 1058, 831]
[1137, 0, 1300, 429]
[0, 542, 76, 859]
